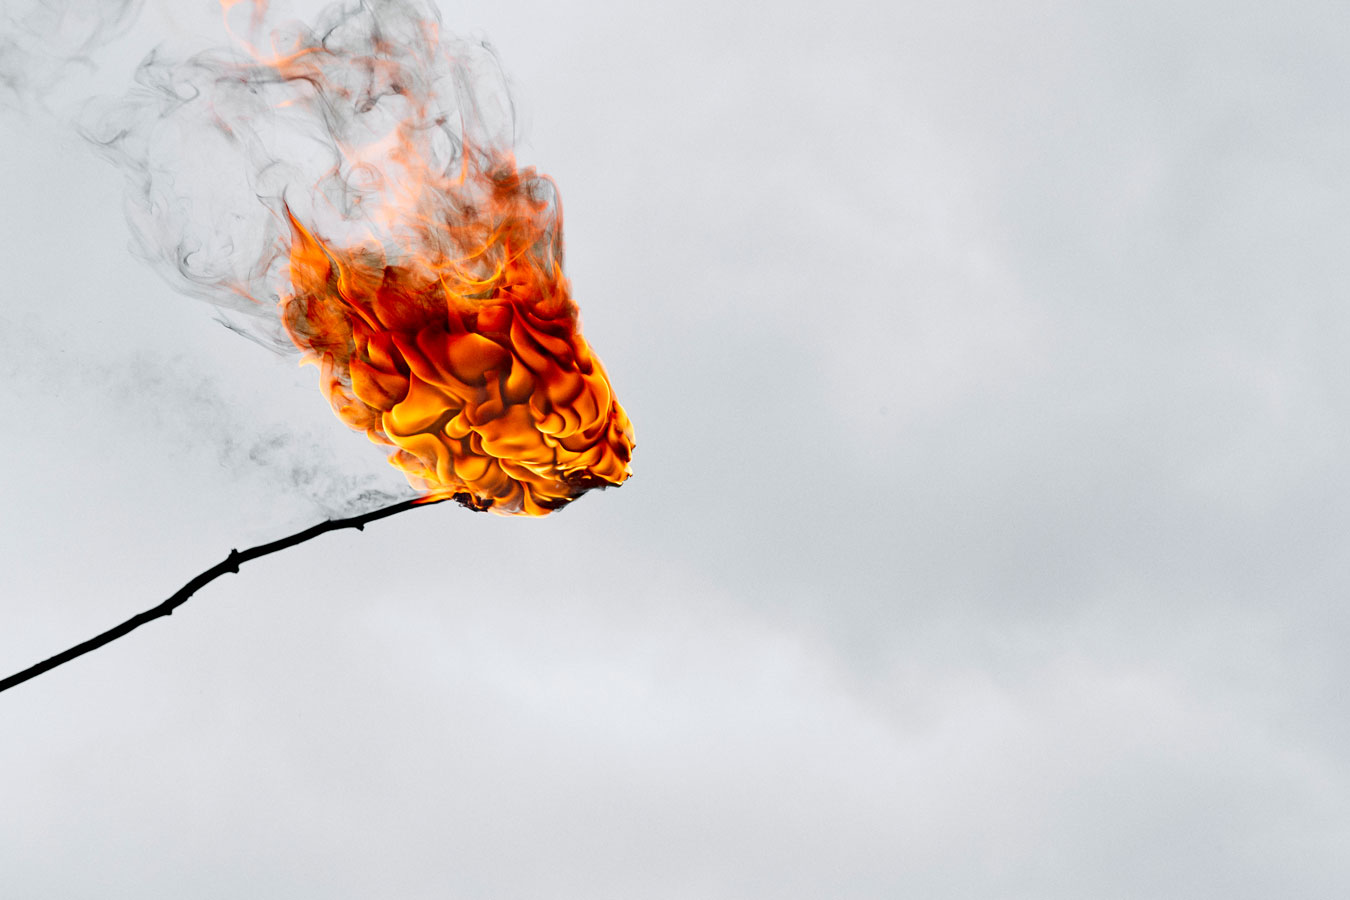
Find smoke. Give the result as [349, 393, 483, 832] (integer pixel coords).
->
[7, 0, 632, 515]
[0, 305, 409, 534]
[0, 0, 144, 110]
[80, 0, 522, 350]
[1, 0, 492, 514]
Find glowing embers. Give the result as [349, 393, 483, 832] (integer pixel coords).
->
[282, 213, 633, 517]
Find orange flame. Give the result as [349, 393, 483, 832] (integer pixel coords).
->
[206, 1, 634, 516]
[281, 166, 634, 516]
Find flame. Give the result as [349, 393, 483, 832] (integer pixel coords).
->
[204, 0, 634, 515]
[281, 169, 634, 516]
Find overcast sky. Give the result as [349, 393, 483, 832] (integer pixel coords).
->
[4, 0, 1350, 897]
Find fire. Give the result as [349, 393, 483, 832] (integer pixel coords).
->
[90, 0, 634, 515]
[281, 166, 634, 516]
[266, 21, 633, 515]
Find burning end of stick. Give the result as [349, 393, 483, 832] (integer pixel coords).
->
[86, 0, 634, 516]
[283, 190, 633, 516]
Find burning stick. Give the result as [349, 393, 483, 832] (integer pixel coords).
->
[3, 2, 635, 691]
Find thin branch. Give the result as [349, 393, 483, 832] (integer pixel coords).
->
[0, 496, 449, 695]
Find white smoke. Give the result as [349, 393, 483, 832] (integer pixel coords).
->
[80, 0, 523, 349]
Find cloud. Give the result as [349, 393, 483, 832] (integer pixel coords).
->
[4, 0, 1350, 897]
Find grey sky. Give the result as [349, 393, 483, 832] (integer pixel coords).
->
[3, 0, 1350, 897]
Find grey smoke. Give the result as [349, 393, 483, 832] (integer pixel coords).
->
[0, 0, 144, 111]
[80, 0, 520, 350]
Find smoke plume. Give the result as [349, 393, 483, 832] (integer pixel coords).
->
[80, 0, 633, 515]
[81, 0, 514, 345]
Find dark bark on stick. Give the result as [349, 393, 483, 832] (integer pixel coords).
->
[0, 496, 447, 695]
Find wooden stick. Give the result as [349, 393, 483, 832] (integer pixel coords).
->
[0, 496, 449, 695]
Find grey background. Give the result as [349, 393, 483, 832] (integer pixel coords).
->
[3, 0, 1350, 896]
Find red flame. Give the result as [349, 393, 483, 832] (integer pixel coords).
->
[282, 165, 634, 515]
[218, 1, 636, 515]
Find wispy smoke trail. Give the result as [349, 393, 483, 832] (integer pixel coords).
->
[0, 0, 144, 110]
[80, 0, 516, 347]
